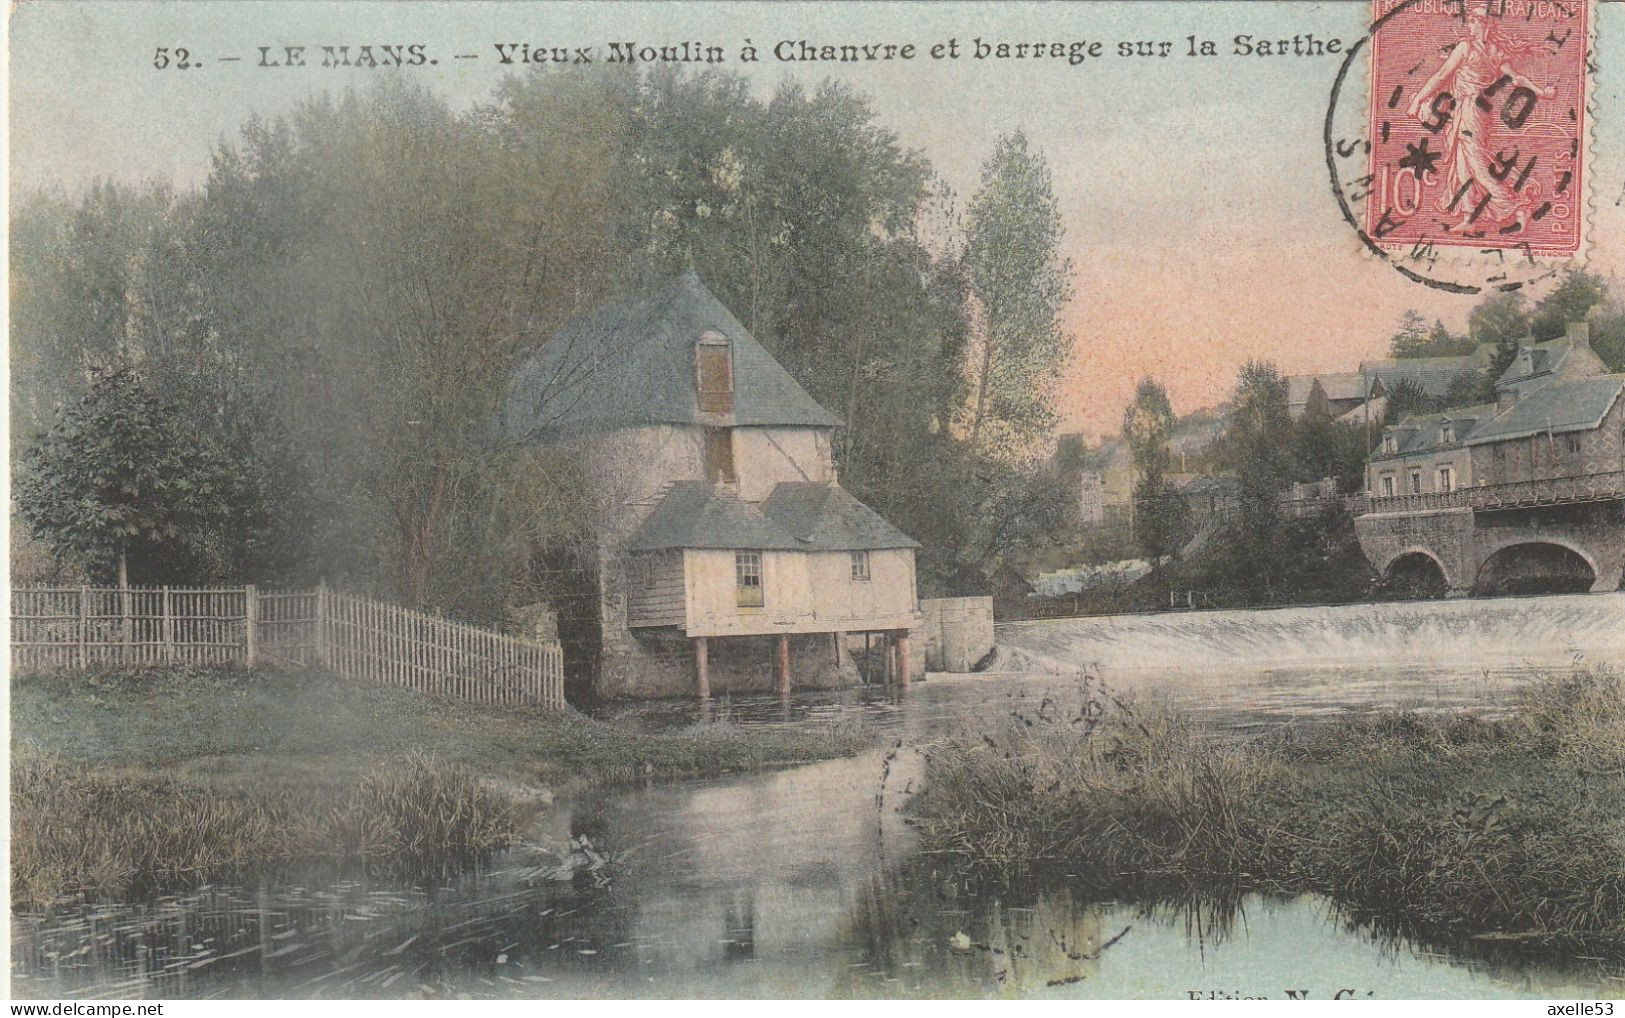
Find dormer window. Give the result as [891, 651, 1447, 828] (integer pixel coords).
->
[695, 331, 734, 413]
[1383, 434, 1397, 454]
[1440, 424, 1454, 445]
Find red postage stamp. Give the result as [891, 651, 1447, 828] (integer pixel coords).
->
[1365, 0, 1590, 258]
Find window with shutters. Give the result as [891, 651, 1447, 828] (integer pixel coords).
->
[704, 427, 736, 483]
[735, 551, 763, 608]
[696, 331, 734, 413]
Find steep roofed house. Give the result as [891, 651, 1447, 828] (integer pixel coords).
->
[1287, 371, 1379, 419]
[1492, 321, 1611, 409]
[506, 272, 922, 699]
[1358, 342, 1495, 404]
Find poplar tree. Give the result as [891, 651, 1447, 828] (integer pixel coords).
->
[962, 131, 1075, 465]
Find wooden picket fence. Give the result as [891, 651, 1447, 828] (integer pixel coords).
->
[9, 584, 565, 710]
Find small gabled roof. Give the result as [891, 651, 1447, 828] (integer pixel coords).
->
[1466, 376, 1625, 445]
[627, 483, 803, 552]
[761, 482, 920, 551]
[1361, 355, 1479, 398]
[1286, 372, 1369, 406]
[627, 481, 919, 552]
[1286, 375, 1319, 406]
[1497, 337, 1571, 388]
[507, 271, 840, 441]
[1317, 372, 1371, 402]
[1376, 402, 1496, 458]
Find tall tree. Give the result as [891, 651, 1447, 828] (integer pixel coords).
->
[1387, 309, 1429, 358]
[180, 78, 625, 614]
[1123, 378, 1185, 591]
[962, 131, 1074, 465]
[1466, 290, 1530, 398]
[1529, 270, 1608, 340]
[1225, 361, 1293, 600]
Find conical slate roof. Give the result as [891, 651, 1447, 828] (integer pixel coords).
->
[507, 271, 840, 441]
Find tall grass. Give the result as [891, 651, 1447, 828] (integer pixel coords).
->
[912, 667, 1625, 959]
[11, 753, 519, 911]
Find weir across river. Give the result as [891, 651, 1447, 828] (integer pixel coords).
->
[992, 592, 1625, 677]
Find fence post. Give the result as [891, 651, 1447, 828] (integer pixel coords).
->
[315, 581, 329, 667]
[162, 586, 174, 663]
[78, 584, 89, 670]
[120, 578, 132, 656]
[244, 584, 258, 668]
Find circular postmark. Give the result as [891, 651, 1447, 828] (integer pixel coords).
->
[1325, 0, 1591, 295]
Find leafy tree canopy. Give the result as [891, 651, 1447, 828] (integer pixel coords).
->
[15, 368, 259, 585]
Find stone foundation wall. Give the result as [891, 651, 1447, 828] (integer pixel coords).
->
[919, 596, 995, 672]
[598, 624, 860, 699]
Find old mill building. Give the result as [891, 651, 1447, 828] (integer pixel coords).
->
[507, 272, 923, 699]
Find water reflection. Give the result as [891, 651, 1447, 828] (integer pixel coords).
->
[13, 745, 1623, 999]
[591, 662, 1543, 738]
[13, 649, 1620, 999]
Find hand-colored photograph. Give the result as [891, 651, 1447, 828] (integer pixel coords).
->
[8, 0, 1624, 1002]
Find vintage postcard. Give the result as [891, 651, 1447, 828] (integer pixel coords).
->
[7, 0, 1625, 1004]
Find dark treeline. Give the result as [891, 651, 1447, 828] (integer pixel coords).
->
[11, 70, 1075, 622]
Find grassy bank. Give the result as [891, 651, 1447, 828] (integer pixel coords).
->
[11, 664, 870, 908]
[911, 666, 1625, 960]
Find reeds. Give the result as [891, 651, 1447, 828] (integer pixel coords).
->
[11, 752, 519, 911]
[912, 666, 1625, 959]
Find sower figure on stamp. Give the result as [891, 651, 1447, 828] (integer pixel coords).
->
[1405, 7, 1555, 233]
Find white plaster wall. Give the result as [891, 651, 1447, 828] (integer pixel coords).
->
[583, 425, 705, 525]
[733, 427, 835, 502]
[684, 548, 916, 637]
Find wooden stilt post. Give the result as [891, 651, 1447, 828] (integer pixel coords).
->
[694, 636, 710, 700]
[775, 633, 791, 695]
[896, 630, 912, 689]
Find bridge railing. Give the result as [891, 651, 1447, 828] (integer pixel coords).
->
[1364, 469, 1625, 516]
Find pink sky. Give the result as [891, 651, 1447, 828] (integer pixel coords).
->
[13, 1, 1624, 438]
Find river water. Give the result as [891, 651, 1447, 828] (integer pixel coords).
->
[13, 614, 1625, 999]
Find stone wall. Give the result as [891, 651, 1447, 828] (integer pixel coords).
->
[598, 625, 859, 699]
[919, 596, 995, 672]
[1356, 502, 1625, 595]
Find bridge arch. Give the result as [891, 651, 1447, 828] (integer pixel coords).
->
[1472, 539, 1598, 597]
[1380, 548, 1453, 599]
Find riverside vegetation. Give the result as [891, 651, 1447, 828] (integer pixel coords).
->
[910, 666, 1625, 963]
[11, 665, 869, 910]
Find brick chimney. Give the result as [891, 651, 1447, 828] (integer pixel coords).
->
[1566, 319, 1591, 350]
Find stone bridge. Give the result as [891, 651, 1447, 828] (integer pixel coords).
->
[1355, 471, 1625, 596]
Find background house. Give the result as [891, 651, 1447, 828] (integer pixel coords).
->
[1358, 323, 1625, 596]
[508, 272, 923, 699]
